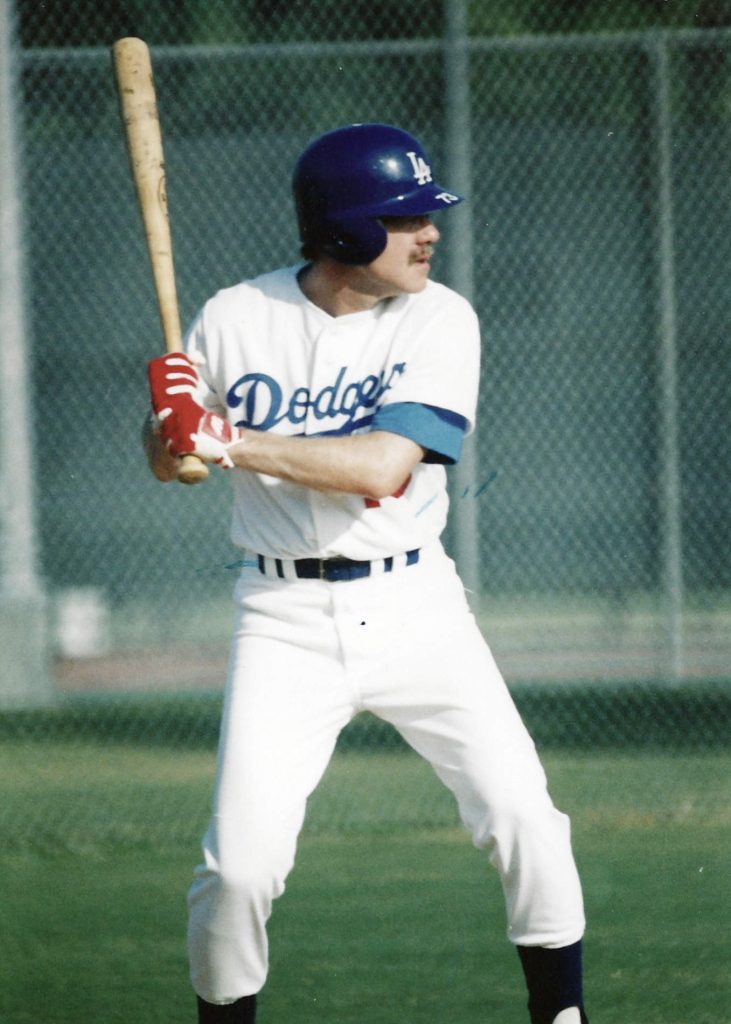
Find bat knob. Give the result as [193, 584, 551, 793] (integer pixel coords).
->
[177, 455, 209, 485]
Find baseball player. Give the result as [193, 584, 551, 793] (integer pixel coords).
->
[144, 123, 590, 1024]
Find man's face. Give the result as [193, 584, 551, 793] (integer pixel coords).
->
[357, 214, 440, 298]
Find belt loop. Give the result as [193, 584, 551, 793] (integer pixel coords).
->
[257, 554, 265, 574]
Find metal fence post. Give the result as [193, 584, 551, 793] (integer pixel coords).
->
[0, 0, 52, 704]
[443, 0, 480, 597]
[649, 34, 685, 678]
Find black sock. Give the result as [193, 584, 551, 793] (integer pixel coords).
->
[196, 993, 257, 1023]
[517, 940, 586, 1024]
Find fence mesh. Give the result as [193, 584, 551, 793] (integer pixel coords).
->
[1, 0, 729, 844]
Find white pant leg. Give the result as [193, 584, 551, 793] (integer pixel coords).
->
[333, 547, 586, 948]
[187, 572, 353, 1004]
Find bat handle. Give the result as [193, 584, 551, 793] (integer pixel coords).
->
[168, 356, 209, 484]
[178, 452, 210, 485]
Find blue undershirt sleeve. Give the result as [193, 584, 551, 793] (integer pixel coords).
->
[370, 402, 468, 465]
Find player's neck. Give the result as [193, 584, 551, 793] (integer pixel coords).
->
[298, 260, 397, 318]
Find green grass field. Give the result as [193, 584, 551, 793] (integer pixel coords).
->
[1, 744, 729, 1023]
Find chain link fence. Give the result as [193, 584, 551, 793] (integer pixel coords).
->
[1, 1, 729, 844]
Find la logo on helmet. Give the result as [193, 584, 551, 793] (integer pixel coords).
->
[406, 151, 433, 185]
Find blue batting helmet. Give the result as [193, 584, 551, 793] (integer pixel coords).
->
[292, 123, 464, 265]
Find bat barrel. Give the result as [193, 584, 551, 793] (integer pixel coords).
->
[113, 37, 208, 485]
[113, 38, 183, 354]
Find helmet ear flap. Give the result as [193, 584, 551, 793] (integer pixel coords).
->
[320, 217, 387, 266]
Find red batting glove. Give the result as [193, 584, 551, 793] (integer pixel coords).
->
[189, 410, 243, 469]
[160, 403, 243, 469]
[147, 354, 242, 468]
[147, 352, 201, 421]
[147, 351, 205, 459]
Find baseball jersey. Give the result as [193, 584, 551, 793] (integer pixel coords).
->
[185, 264, 480, 560]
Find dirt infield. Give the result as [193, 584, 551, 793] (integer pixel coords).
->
[53, 635, 731, 695]
[54, 646, 229, 693]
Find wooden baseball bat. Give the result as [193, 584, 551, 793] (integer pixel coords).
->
[112, 36, 208, 485]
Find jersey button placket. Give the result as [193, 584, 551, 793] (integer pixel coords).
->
[306, 326, 335, 433]
[306, 327, 338, 550]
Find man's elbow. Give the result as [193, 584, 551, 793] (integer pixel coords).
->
[358, 442, 424, 499]
[359, 479, 388, 501]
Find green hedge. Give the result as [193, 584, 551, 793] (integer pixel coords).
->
[1, 682, 729, 751]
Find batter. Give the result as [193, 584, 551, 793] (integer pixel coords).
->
[144, 123, 590, 1024]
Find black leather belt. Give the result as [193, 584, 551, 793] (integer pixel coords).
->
[256, 549, 420, 583]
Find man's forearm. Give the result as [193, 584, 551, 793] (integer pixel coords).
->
[227, 429, 424, 499]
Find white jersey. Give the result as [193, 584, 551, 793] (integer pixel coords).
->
[185, 264, 480, 560]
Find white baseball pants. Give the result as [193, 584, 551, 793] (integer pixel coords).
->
[187, 543, 585, 1005]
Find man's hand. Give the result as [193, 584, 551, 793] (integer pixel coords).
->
[147, 352, 201, 421]
[188, 410, 242, 468]
[147, 354, 241, 468]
